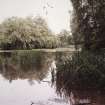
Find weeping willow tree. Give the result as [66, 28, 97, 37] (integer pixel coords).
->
[52, 0, 105, 99]
[70, 0, 105, 50]
[0, 16, 60, 50]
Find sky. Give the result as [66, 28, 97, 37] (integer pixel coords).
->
[0, 0, 73, 33]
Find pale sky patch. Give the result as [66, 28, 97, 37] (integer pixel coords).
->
[0, 0, 73, 33]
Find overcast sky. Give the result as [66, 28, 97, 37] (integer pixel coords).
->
[0, 0, 73, 33]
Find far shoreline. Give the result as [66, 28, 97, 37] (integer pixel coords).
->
[0, 47, 80, 53]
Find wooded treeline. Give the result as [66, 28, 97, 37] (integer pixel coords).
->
[0, 16, 74, 50]
[0, 16, 61, 50]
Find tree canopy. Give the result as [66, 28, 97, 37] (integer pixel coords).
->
[70, 0, 105, 50]
[57, 29, 73, 47]
[0, 16, 60, 49]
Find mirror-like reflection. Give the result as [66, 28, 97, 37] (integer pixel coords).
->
[0, 50, 105, 105]
[0, 51, 54, 82]
[55, 50, 105, 105]
[0, 51, 69, 105]
[69, 90, 105, 105]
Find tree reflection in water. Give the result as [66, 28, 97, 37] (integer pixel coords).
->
[54, 51, 105, 105]
[0, 51, 54, 84]
[0, 50, 105, 105]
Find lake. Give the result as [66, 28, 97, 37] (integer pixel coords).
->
[0, 50, 105, 105]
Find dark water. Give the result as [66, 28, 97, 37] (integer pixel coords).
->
[0, 51, 105, 105]
[55, 51, 105, 105]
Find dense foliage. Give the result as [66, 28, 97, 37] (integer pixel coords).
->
[0, 16, 60, 50]
[70, 0, 105, 50]
[57, 30, 73, 47]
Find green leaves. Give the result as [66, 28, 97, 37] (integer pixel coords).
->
[70, 0, 105, 50]
[0, 16, 60, 49]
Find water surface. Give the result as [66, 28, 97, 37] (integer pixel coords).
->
[0, 51, 68, 105]
[0, 50, 105, 105]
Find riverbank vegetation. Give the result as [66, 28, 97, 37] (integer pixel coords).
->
[53, 0, 105, 98]
[0, 16, 60, 50]
[57, 30, 74, 47]
[70, 0, 105, 50]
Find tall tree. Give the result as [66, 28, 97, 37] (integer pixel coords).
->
[70, 0, 105, 50]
